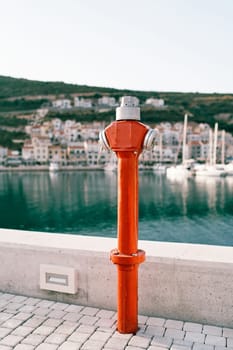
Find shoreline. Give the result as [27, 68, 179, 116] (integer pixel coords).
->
[0, 165, 104, 172]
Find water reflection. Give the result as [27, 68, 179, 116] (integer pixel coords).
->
[0, 171, 233, 246]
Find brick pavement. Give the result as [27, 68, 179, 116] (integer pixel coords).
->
[0, 292, 232, 349]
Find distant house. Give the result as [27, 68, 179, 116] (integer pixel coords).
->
[145, 98, 165, 108]
[0, 146, 8, 164]
[98, 96, 116, 107]
[52, 99, 72, 109]
[74, 97, 92, 108]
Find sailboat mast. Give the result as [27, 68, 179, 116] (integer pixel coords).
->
[182, 114, 188, 164]
[209, 128, 213, 166]
[221, 130, 225, 165]
[213, 123, 218, 166]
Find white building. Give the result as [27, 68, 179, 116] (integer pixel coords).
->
[74, 97, 92, 108]
[145, 98, 165, 107]
[98, 96, 116, 107]
[0, 146, 8, 164]
[52, 99, 72, 109]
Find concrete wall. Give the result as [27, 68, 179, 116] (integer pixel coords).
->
[0, 228, 233, 327]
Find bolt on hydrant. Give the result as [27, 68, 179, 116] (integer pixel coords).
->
[99, 96, 156, 334]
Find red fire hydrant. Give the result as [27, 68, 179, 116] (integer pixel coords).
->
[99, 96, 156, 334]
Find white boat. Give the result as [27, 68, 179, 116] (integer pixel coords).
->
[166, 114, 193, 178]
[49, 161, 60, 172]
[194, 124, 226, 177]
[194, 164, 226, 177]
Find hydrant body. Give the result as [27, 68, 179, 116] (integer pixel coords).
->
[99, 97, 156, 334]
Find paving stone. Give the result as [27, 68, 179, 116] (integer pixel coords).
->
[183, 322, 203, 333]
[94, 318, 116, 328]
[12, 326, 34, 337]
[128, 335, 151, 348]
[223, 329, 233, 338]
[47, 310, 67, 319]
[80, 307, 99, 316]
[0, 328, 12, 338]
[36, 301, 55, 309]
[147, 317, 166, 327]
[0, 302, 10, 309]
[203, 326, 223, 336]
[151, 336, 173, 348]
[164, 320, 184, 330]
[79, 315, 98, 326]
[67, 331, 90, 343]
[148, 346, 169, 350]
[1, 318, 24, 329]
[89, 330, 111, 342]
[14, 345, 35, 350]
[63, 305, 84, 313]
[42, 319, 64, 328]
[145, 326, 165, 337]
[193, 344, 214, 350]
[0, 294, 14, 301]
[173, 339, 193, 347]
[24, 316, 46, 328]
[185, 331, 205, 343]
[22, 334, 47, 346]
[138, 315, 148, 325]
[165, 328, 185, 340]
[0, 335, 23, 347]
[55, 322, 79, 335]
[205, 335, 226, 346]
[0, 314, 12, 322]
[13, 312, 32, 321]
[215, 346, 233, 350]
[76, 325, 96, 334]
[5, 302, 22, 311]
[81, 339, 106, 349]
[171, 345, 192, 350]
[33, 326, 55, 336]
[0, 346, 13, 350]
[35, 344, 58, 349]
[11, 296, 28, 304]
[227, 338, 233, 347]
[58, 342, 82, 349]
[18, 305, 37, 313]
[62, 312, 83, 322]
[95, 310, 116, 319]
[103, 337, 129, 349]
[24, 298, 41, 306]
[34, 308, 51, 317]
[50, 303, 68, 311]
[45, 333, 67, 345]
[97, 327, 115, 334]
[125, 346, 146, 350]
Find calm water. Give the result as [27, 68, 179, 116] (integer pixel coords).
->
[0, 171, 233, 246]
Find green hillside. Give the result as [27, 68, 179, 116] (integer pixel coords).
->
[0, 75, 233, 134]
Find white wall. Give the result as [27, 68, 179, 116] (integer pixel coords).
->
[0, 229, 233, 327]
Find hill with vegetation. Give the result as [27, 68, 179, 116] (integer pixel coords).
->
[1, 75, 233, 140]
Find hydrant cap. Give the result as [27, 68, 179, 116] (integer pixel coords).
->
[116, 96, 140, 121]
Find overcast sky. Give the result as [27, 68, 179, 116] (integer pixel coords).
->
[0, 0, 233, 93]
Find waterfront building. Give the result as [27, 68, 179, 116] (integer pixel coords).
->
[67, 142, 87, 165]
[98, 96, 117, 107]
[22, 140, 35, 163]
[31, 136, 51, 164]
[48, 145, 67, 164]
[145, 97, 165, 107]
[52, 99, 72, 109]
[74, 97, 92, 108]
[0, 146, 8, 164]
